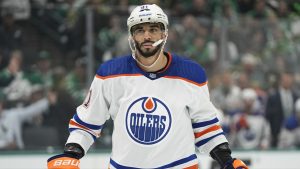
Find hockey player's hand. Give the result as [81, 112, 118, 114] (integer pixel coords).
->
[223, 158, 248, 169]
[47, 154, 80, 169]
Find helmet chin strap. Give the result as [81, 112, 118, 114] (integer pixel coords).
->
[129, 32, 168, 70]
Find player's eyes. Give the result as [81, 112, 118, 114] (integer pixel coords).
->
[134, 29, 145, 35]
[134, 27, 161, 36]
[149, 28, 159, 33]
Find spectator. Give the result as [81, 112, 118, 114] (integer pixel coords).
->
[278, 98, 300, 149]
[0, 50, 19, 87]
[177, 15, 208, 58]
[235, 0, 255, 14]
[184, 0, 213, 18]
[239, 53, 265, 88]
[185, 35, 214, 65]
[236, 72, 251, 90]
[25, 50, 54, 89]
[61, 57, 88, 104]
[96, 14, 125, 62]
[0, 89, 57, 150]
[0, 12, 23, 52]
[276, 0, 292, 18]
[0, 0, 31, 20]
[210, 70, 243, 115]
[230, 88, 270, 150]
[42, 87, 76, 146]
[164, 27, 183, 54]
[221, 0, 239, 24]
[247, 0, 275, 19]
[2, 49, 32, 104]
[266, 72, 299, 147]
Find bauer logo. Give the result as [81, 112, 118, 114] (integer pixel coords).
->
[125, 97, 172, 145]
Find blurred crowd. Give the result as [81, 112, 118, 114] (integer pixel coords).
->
[1, 0, 300, 151]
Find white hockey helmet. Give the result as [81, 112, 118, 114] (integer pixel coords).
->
[127, 4, 169, 34]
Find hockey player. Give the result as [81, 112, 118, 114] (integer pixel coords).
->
[47, 4, 249, 169]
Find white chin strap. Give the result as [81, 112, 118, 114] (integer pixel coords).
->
[128, 32, 168, 69]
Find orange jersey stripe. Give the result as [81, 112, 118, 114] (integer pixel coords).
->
[164, 76, 207, 87]
[96, 74, 207, 87]
[69, 120, 99, 137]
[194, 125, 221, 138]
[183, 164, 199, 169]
[96, 74, 142, 79]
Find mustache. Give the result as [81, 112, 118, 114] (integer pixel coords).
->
[141, 41, 155, 45]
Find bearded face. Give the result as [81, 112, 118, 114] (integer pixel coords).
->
[134, 40, 163, 58]
[131, 23, 165, 58]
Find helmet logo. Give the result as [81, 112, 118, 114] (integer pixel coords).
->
[139, 13, 151, 17]
[140, 5, 150, 11]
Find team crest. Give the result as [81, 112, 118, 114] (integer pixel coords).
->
[125, 97, 172, 145]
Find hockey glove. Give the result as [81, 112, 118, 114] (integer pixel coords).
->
[223, 158, 249, 169]
[210, 143, 249, 169]
[47, 143, 84, 169]
[47, 154, 80, 169]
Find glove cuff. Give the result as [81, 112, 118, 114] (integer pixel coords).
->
[47, 153, 76, 162]
[64, 143, 84, 159]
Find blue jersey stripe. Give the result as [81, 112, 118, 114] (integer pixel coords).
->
[192, 117, 219, 128]
[195, 132, 224, 147]
[69, 128, 97, 141]
[73, 113, 102, 130]
[110, 154, 197, 169]
[110, 159, 140, 169]
[156, 154, 197, 169]
[96, 54, 207, 84]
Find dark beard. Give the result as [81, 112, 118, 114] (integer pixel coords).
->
[135, 40, 162, 58]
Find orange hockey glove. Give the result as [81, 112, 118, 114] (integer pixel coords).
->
[223, 158, 249, 169]
[47, 154, 80, 169]
[48, 143, 84, 169]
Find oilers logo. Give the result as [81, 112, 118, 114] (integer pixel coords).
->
[125, 97, 172, 145]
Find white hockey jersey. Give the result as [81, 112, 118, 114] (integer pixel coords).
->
[66, 52, 227, 169]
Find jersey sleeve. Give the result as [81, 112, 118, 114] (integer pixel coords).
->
[188, 73, 228, 154]
[66, 75, 110, 154]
